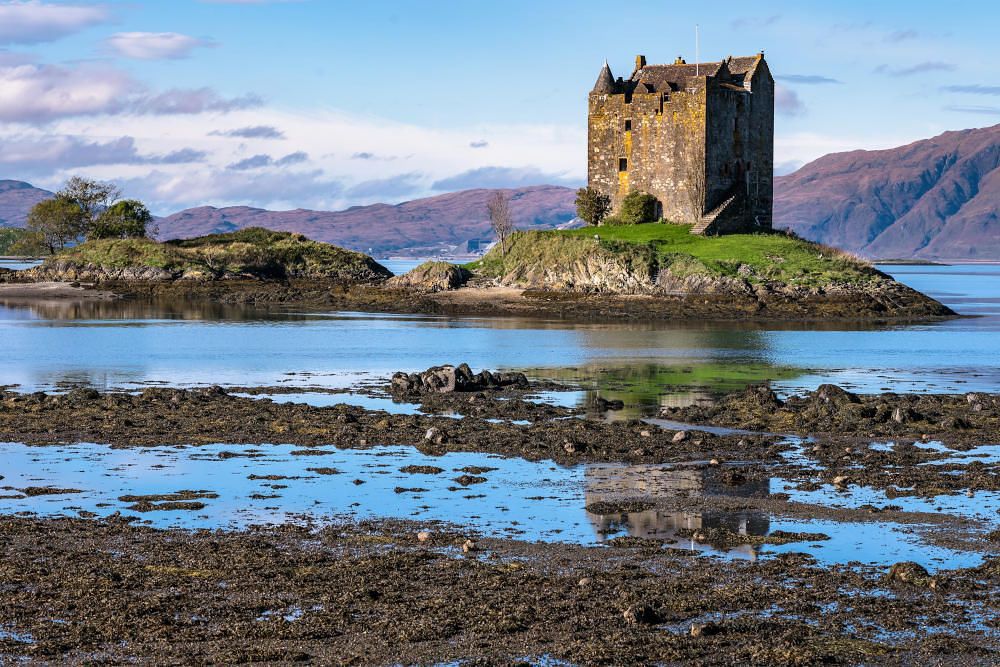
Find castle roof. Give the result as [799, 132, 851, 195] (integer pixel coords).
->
[592, 61, 616, 94]
[630, 54, 765, 93]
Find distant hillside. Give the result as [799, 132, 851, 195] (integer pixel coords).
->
[0, 180, 53, 228]
[775, 125, 1000, 260]
[157, 186, 578, 257]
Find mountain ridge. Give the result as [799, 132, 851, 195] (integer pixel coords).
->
[774, 124, 1000, 260]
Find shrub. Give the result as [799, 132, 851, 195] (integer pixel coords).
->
[574, 187, 611, 226]
[619, 191, 659, 225]
[90, 200, 154, 240]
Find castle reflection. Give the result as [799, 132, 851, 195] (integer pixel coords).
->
[584, 464, 770, 559]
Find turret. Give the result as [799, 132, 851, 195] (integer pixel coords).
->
[592, 60, 616, 94]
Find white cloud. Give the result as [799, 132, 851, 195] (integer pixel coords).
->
[0, 60, 261, 122]
[0, 62, 136, 122]
[0, 1, 108, 45]
[107, 32, 214, 60]
[0, 134, 205, 174]
[17, 107, 584, 212]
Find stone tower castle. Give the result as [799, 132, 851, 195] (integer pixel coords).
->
[588, 53, 774, 234]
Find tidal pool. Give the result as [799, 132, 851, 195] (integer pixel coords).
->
[0, 441, 986, 570]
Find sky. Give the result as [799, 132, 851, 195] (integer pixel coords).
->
[1, 0, 999, 215]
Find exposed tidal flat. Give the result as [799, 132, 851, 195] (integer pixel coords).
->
[0, 263, 999, 664]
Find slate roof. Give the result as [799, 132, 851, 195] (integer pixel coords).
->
[630, 54, 764, 93]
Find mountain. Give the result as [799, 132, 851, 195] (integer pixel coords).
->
[0, 180, 53, 228]
[157, 186, 578, 257]
[774, 125, 1000, 260]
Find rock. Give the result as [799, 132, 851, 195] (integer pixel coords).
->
[886, 561, 935, 587]
[690, 621, 722, 637]
[709, 458, 721, 466]
[832, 475, 850, 487]
[622, 604, 660, 626]
[578, 577, 592, 587]
[391, 364, 528, 395]
[424, 427, 448, 445]
[672, 430, 688, 443]
[639, 430, 651, 438]
[966, 392, 985, 404]
[592, 396, 625, 411]
[562, 441, 576, 454]
[814, 384, 860, 405]
[417, 531, 431, 542]
[462, 539, 477, 553]
[385, 261, 472, 293]
[892, 407, 921, 424]
[720, 469, 747, 486]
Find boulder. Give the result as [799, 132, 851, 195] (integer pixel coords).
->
[385, 261, 471, 292]
[391, 364, 528, 395]
[814, 384, 860, 406]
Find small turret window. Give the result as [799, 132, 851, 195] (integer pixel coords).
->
[624, 119, 632, 131]
[619, 158, 628, 172]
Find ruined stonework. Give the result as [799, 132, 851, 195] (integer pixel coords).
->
[588, 54, 774, 234]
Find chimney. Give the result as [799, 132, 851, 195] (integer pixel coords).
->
[635, 54, 646, 71]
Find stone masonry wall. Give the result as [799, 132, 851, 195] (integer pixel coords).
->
[588, 56, 774, 233]
[588, 85, 706, 223]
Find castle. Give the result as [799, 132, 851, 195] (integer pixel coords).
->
[588, 53, 774, 234]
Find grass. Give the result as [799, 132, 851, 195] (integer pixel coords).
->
[469, 222, 881, 288]
[44, 228, 391, 280]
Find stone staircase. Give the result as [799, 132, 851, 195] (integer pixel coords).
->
[691, 193, 737, 235]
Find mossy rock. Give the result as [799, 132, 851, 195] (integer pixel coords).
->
[386, 261, 471, 292]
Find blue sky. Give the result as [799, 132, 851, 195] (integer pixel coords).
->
[1, 0, 998, 213]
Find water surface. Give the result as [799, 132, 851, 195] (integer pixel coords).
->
[1, 265, 998, 414]
[0, 441, 984, 570]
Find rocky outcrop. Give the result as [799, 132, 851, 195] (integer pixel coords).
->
[386, 262, 471, 292]
[391, 364, 529, 395]
[21, 261, 175, 283]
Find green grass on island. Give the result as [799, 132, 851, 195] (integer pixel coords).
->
[468, 222, 883, 288]
[42, 228, 391, 280]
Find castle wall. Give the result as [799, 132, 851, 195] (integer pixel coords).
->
[588, 85, 707, 223]
[747, 62, 775, 229]
[587, 56, 774, 233]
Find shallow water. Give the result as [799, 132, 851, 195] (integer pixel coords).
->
[1, 266, 998, 414]
[1, 263, 998, 570]
[0, 258, 41, 271]
[0, 441, 985, 570]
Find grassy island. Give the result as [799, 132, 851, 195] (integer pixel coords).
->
[29, 228, 391, 282]
[469, 223, 882, 290]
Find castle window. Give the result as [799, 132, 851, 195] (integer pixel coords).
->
[618, 158, 628, 172]
[624, 119, 632, 131]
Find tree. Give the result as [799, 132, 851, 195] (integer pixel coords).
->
[487, 191, 515, 256]
[685, 153, 707, 222]
[619, 191, 658, 225]
[25, 196, 88, 254]
[59, 176, 121, 228]
[8, 230, 48, 257]
[90, 200, 155, 239]
[574, 187, 611, 226]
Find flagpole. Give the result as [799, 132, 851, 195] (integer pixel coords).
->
[695, 24, 700, 76]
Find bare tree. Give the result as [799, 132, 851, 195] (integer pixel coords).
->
[487, 191, 515, 256]
[685, 153, 707, 222]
